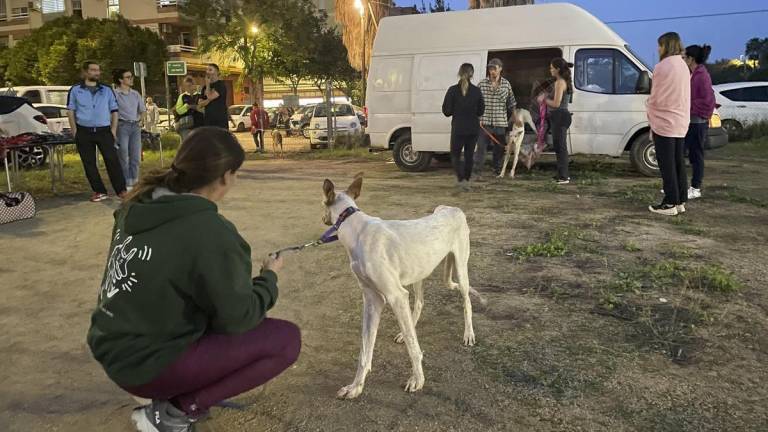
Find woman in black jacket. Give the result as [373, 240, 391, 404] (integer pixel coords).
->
[442, 63, 485, 191]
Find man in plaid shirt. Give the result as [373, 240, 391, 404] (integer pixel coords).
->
[474, 58, 520, 178]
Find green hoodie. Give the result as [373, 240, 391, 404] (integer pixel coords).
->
[87, 191, 278, 387]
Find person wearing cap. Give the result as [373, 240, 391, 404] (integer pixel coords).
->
[474, 58, 520, 180]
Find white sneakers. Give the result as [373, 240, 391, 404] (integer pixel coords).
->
[687, 187, 702, 199]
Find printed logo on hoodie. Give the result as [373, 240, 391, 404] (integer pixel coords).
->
[100, 230, 153, 302]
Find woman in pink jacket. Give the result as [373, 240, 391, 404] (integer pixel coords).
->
[646, 32, 691, 216]
[683, 44, 716, 200]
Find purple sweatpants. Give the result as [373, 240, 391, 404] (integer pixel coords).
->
[122, 318, 301, 416]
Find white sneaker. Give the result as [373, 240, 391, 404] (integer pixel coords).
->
[687, 187, 701, 199]
[677, 204, 686, 214]
[649, 203, 679, 216]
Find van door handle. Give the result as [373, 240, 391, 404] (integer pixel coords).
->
[736, 105, 747, 108]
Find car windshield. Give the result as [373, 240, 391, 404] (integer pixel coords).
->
[625, 44, 653, 71]
[48, 90, 69, 106]
[228, 106, 244, 115]
[314, 104, 354, 118]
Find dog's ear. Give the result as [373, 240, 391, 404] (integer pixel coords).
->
[323, 179, 335, 205]
[347, 173, 363, 200]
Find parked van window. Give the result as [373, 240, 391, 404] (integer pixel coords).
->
[24, 90, 42, 104]
[575, 49, 643, 95]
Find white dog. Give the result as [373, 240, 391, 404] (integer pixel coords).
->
[498, 108, 537, 178]
[322, 173, 478, 399]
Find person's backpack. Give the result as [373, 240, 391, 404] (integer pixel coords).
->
[0, 192, 36, 225]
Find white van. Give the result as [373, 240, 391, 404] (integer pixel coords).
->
[366, 3, 727, 176]
[0, 86, 72, 105]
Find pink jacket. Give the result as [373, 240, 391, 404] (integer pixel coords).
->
[646, 55, 691, 138]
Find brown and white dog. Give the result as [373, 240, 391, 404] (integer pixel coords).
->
[322, 173, 480, 399]
[498, 108, 537, 178]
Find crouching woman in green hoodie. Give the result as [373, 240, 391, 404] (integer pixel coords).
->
[87, 126, 300, 432]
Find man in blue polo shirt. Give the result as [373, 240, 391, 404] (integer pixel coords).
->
[66, 61, 127, 202]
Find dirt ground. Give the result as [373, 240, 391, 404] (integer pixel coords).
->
[1, 141, 767, 432]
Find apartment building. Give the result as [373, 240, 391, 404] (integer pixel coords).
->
[0, 0, 340, 105]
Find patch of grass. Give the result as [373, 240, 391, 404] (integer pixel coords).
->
[616, 183, 659, 204]
[285, 147, 388, 161]
[574, 170, 607, 186]
[668, 217, 707, 236]
[8, 150, 176, 198]
[623, 241, 642, 252]
[507, 229, 570, 259]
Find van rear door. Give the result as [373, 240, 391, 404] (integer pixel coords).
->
[411, 52, 485, 153]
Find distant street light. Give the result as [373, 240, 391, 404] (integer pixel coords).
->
[250, 24, 259, 34]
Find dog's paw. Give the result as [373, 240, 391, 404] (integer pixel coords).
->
[394, 332, 405, 344]
[404, 374, 425, 393]
[463, 331, 476, 346]
[336, 383, 364, 400]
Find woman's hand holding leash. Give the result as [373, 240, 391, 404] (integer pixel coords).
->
[262, 255, 284, 273]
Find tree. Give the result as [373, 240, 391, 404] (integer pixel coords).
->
[745, 38, 768, 68]
[184, 0, 327, 103]
[3, 16, 167, 87]
[272, 6, 328, 95]
[335, 0, 393, 72]
[420, 0, 451, 12]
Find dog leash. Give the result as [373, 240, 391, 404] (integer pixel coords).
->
[269, 207, 359, 259]
[479, 125, 506, 147]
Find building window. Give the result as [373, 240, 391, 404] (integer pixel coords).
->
[180, 32, 193, 47]
[42, 0, 65, 13]
[108, 0, 119, 16]
[0, 0, 6, 21]
[72, 0, 82, 12]
[11, 7, 30, 19]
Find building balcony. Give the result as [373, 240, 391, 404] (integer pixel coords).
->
[167, 44, 197, 53]
[157, 0, 181, 12]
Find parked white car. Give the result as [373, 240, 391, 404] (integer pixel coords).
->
[0, 96, 52, 168]
[290, 104, 316, 137]
[0, 86, 71, 105]
[229, 105, 253, 132]
[713, 82, 768, 136]
[33, 104, 71, 134]
[308, 103, 363, 149]
[366, 3, 727, 175]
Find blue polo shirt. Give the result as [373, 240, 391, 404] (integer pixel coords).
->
[67, 82, 119, 128]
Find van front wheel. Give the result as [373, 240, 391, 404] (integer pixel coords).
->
[629, 132, 659, 177]
[393, 134, 432, 172]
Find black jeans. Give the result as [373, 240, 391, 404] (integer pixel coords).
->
[252, 130, 264, 151]
[450, 132, 478, 181]
[685, 122, 707, 189]
[75, 127, 126, 195]
[550, 109, 572, 180]
[654, 133, 688, 205]
[474, 126, 506, 175]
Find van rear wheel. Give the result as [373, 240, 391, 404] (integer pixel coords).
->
[393, 134, 432, 172]
[629, 131, 659, 177]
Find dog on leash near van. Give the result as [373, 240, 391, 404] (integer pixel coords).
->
[322, 173, 481, 399]
[498, 108, 537, 178]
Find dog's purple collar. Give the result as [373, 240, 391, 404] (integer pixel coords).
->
[320, 206, 359, 244]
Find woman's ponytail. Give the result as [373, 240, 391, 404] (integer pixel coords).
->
[457, 63, 475, 96]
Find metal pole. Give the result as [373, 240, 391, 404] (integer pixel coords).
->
[326, 80, 334, 150]
[163, 66, 170, 167]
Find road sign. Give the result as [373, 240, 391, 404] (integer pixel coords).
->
[166, 61, 187, 76]
[133, 62, 147, 78]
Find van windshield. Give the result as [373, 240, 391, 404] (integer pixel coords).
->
[625, 44, 652, 71]
[314, 104, 354, 118]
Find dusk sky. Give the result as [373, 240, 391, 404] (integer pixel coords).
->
[394, 0, 767, 64]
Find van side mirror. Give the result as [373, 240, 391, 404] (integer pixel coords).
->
[636, 71, 651, 94]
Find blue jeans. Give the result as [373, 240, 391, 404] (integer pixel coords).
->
[117, 120, 142, 186]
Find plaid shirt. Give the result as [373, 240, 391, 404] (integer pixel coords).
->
[478, 77, 516, 128]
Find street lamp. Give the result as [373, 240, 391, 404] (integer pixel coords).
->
[250, 24, 259, 34]
[354, 0, 366, 106]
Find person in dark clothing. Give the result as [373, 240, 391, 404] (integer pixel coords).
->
[442, 63, 485, 191]
[544, 58, 574, 184]
[683, 44, 715, 200]
[66, 61, 127, 202]
[87, 127, 300, 432]
[198, 64, 229, 129]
